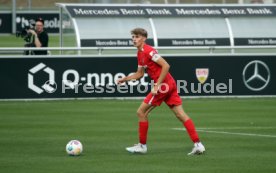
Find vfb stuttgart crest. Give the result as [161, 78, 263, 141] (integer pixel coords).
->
[196, 68, 209, 84]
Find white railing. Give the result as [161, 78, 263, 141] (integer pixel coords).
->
[0, 46, 276, 57]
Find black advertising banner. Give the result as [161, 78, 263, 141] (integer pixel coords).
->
[66, 5, 276, 18]
[0, 13, 12, 33]
[16, 12, 59, 33]
[235, 38, 276, 46]
[158, 38, 230, 46]
[81, 39, 154, 47]
[0, 55, 275, 99]
[80, 38, 229, 47]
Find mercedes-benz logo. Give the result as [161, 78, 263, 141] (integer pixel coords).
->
[242, 60, 270, 91]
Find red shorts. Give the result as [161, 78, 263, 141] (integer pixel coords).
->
[144, 81, 182, 108]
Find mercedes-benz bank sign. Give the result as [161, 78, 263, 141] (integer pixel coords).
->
[242, 60, 270, 91]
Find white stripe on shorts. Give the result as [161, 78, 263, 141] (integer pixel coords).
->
[149, 95, 155, 105]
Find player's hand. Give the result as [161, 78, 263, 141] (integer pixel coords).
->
[116, 78, 126, 85]
[151, 84, 159, 95]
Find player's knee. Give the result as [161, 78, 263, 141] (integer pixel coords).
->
[137, 109, 146, 118]
[174, 109, 189, 121]
[174, 111, 182, 119]
[179, 113, 190, 122]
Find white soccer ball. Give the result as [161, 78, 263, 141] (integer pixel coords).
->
[66, 140, 83, 156]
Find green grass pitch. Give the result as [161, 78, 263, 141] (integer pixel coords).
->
[0, 98, 276, 173]
[0, 34, 60, 47]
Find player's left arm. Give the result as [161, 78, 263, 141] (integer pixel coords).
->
[155, 57, 170, 86]
[152, 56, 170, 95]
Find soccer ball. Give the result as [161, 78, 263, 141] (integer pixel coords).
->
[66, 140, 83, 156]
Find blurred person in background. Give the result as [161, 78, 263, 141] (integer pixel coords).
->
[26, 17, 48, 55]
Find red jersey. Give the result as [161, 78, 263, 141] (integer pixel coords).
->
[137, 44, 175, 83]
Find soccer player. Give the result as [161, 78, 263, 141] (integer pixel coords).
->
[117, 28, 205, 155]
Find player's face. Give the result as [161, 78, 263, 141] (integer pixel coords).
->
[132, 34, 146, 49]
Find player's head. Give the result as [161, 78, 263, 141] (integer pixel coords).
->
[131, 28, 147, 49]
[131, 28, 148, 38]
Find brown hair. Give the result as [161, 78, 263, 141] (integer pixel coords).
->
[131, 28, 148, 38]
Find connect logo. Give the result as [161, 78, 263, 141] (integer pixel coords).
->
[28, 63, 57, 94]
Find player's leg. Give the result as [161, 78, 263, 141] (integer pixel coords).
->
[170, 105, 205, 155]
[126, 102, 155, 154]
[137, 102, 156, 122]
[170, 104, 190, 122]
[126, 88, 168, 154]
[165, 83, 205, 155]
[170, 105, 199, 142]
[137, 102, 155, 145]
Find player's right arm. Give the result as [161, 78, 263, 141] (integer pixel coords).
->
[117, 66, 144, 84]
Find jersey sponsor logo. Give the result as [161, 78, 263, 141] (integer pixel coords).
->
[196, 68, 209, 84]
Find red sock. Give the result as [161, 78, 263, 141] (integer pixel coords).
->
[183, 119, 200, 143]
[139, 121, 149, 145]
